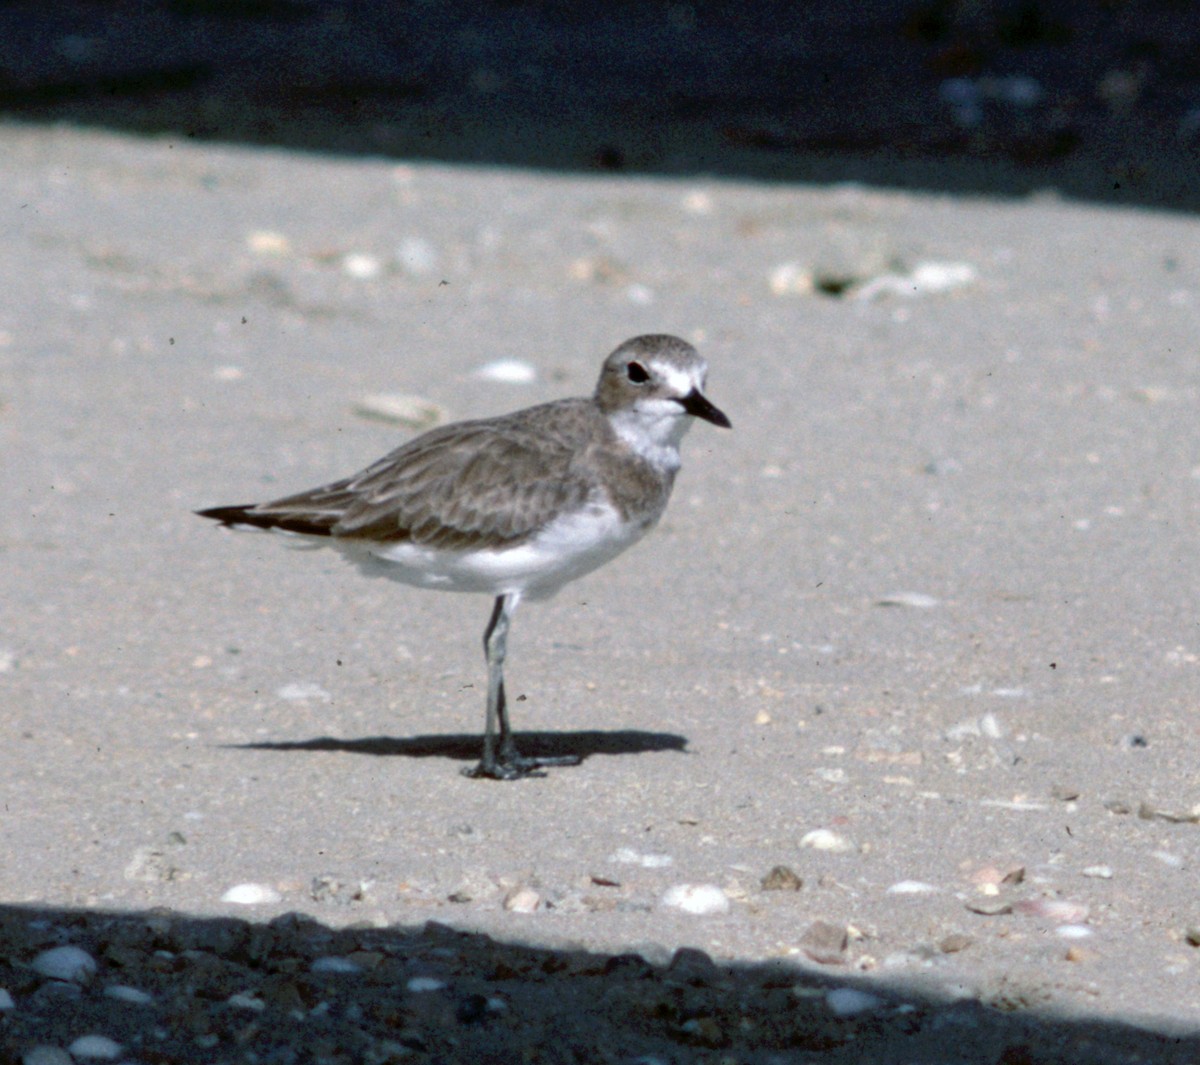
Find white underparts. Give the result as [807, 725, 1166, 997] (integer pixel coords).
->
[345, 496, 652, 600]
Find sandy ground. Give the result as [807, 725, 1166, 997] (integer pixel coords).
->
[3, 122, 1200, 1060]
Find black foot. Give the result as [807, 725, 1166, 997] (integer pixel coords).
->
[461, 752, 583, 780]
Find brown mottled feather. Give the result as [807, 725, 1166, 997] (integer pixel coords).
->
[235, 399, 612, 551]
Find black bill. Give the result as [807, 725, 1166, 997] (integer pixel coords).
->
[679, 388, 732, 429]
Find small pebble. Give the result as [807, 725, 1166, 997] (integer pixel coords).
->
[0, 988, 14, 1010]
[474, 359, 536, 384]
[1081, 865, 1113, 879]
[970, 864, 1026, 887]
[246, 230, 290, 255]
[681, 190, 714, 215]
[799, 921, 848, 964]
[939, 933, 974, 954]
[1013, 898, 1089, 923]
[275, 682, 331, 703]
[22, 1048, 73, 1065]
[978, 713, 1004, 738]
[31, 945, 97, 984]
[875, 591, 939, 609]
[221, 883, 282, 905]
[103, 985, 153, 1005]
[503, 887, 541, 913]
[66, 1036, 123, 1061]
[661, 884, 731, 915]
[995, 75, 1043, 107]
[1139, 801, 1200, 824]
[354, 393, 448, 429]
[855, 261, 978, 301]
[761, 865, 803, 892]
[407, 977, 446, 993]
[965, 899, 1013, 916]
[825, 987, 884, 1017]
[611, 848, 673, 868]
[799, 828, 855, 853]
[1184, 927, 1200, 947]
[886, 880, 938, 895]
[768, 262, 815, 296]
[912, 259, 979, 291]
[227, 993, 266, 1011]
[342, 252, 383, 279]
[311, 956, 363, 974]
[1055, 924, 1093, 939]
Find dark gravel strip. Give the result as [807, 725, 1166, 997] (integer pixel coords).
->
[3, 906, 1198, 1064]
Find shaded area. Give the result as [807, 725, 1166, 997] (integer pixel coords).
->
[232, 729, 689, 765]
[3, 903, 1198, 1063]
[0, 0, 1198, 209]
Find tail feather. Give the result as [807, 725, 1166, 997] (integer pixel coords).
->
[195, 504, 334, 537]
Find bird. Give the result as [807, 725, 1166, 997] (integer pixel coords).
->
[197, 334, 730, 779]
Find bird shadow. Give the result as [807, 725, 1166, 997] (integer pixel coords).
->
[228, 730, 687, 766]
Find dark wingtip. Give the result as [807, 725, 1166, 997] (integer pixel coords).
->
[196, 504, 261, 526]
[195, 504, 334, 537]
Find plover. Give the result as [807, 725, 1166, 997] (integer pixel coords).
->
[197, 334, 730, 779]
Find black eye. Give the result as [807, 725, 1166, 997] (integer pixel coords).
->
[626, 361, 650, 384]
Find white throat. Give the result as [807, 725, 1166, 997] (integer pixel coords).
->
[608, 400, 692, 471]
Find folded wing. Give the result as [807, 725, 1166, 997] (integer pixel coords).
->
[198, 403, 600, 552]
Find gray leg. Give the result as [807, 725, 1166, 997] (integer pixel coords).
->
[462, 593, 581, 780]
